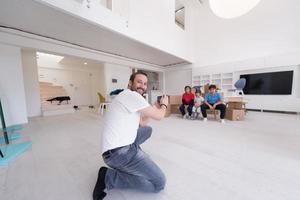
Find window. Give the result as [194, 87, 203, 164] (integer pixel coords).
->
[100, 0, 112, 10]
[175, 0, 185, 29]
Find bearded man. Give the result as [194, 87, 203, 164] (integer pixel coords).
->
[93, 72, 169, 200]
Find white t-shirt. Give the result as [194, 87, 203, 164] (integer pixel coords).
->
[101, 89, 150, 153]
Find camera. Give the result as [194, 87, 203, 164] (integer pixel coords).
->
[157, 95, 162, 103]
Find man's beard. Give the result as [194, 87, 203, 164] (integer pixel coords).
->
[130, 85, 146, 95]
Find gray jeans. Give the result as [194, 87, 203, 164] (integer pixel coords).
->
[102, 126, 166, 192]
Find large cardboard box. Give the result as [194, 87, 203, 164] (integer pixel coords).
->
[164, 106, 171, 117]
[227, 96, 243, 102]
[170, 104, 181, 114]
[226, 109, 245, 121]
[169, 95, 182, 105]
[227, 102, 245, 109]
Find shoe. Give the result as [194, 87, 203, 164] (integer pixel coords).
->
[190, 113, 196, 120]
[221, 119, 225, 124]
[93, 167, 108, 200]
[203, 118, 207, 122]
[183, 114, 188, 119]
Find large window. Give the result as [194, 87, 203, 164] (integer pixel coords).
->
[175, 0, 185, 29]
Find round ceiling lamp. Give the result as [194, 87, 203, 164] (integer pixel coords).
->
[209, 0, 261, 19]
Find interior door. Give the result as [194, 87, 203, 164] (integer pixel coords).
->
[71, 71, 92, 106]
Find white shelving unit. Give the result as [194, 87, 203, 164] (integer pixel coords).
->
[211, 73, 221, 86]
[192, 75, 200, 86]
[200, 75, 211, 85]
[192, 72, 234, 96]
[221, 73, 234, 94]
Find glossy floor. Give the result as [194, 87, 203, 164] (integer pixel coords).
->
[1, 111, 300, 200]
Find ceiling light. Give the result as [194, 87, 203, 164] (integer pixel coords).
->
[36, 52, 64, 63]
[84, 62, 88, 65]
[209, 0, 261, 19]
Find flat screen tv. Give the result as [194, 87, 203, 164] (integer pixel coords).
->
[240, 71, 293, 95]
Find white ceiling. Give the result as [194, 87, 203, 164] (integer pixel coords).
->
[59, 55, 105, 68]
[0, 0, 189, 67]
[37, 51, 105, 69]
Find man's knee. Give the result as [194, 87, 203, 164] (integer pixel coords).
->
[146, 126, 153, 133]
[143, 126, 152, 137]
[138, 126, 152, 134]
[152, 173, 166, 193]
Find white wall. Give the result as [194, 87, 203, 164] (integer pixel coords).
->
[194, 0, 300, 66]
[21, 49, 41, 117]
[0, 44, 28, 127]
[38, 61, 105, 106]
[165, 67, 192, 95]
[104, 63, 132, 97]
[112, 0, 130, 19]
[298, 66, 300, 98]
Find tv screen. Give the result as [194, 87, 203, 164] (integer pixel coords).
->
[240, 71, 293, 95]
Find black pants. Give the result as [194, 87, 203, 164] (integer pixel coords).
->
[179, 103, 193, 116]
[201, 103, 226, 119]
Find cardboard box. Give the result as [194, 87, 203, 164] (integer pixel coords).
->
[159, 95, 181, 117]
[169, 95, 182, 105]
[164, 104, 181, 117]
[164, 106, 171, 117]
[170, 104, 181, 114]
[227, 102, 245, 109]
[226, 109, 245, 121]
[227, 96, 243, 102]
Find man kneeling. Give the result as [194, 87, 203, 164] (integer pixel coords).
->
[93, 72, 168, 200]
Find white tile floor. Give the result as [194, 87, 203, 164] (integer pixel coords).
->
[1, 111, 300, 200]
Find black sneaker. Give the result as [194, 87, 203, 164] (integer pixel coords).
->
[93, 167, 108, 200]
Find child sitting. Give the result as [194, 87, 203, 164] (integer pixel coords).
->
[191, 90, 204, 120]
[180, 86, 194, 119]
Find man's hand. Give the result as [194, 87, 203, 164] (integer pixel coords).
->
[139, 95, 169, 121]
[195, 102, 200, 107]
[213, 101, 221, 109]
[153, 101, 160, 109]
[209, 105, 214, 110]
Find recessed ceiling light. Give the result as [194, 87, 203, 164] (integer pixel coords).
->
[209, 0, 261, 19]
[84, 62, 88, 65]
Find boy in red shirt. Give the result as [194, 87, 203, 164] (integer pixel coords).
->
[179, 86, 195, 118]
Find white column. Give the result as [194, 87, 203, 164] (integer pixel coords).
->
[0, 44, 28, 127]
